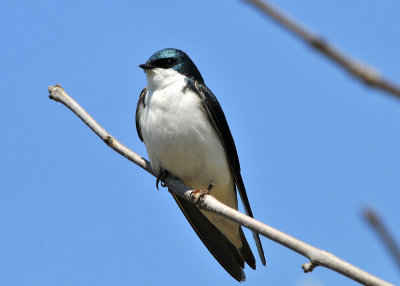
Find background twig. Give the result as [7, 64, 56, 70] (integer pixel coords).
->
[363, 207, 400, 272]
[244, 0, 400, 99]
[48, 84, 393, 286]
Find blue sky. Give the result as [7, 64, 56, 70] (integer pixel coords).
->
[1, 0, 399, 285]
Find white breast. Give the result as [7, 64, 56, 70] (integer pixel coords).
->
[139, 68, 234, 206]
[139, 68, 242, 248]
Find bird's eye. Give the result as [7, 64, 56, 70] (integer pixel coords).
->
[152, 57, 177, 69]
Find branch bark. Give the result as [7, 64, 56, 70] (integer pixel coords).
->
[244, 0, 400, 99]
[363, 207, 400, 272]
[48, 84, 394, 286]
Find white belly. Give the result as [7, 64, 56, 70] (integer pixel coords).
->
[140, 82, 234, 203]
[139, 77, 241, 248]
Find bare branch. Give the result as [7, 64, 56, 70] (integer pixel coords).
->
[244, 0, 400, 99]
[363, 207, 400, 272]
[48, 84, 394, 286]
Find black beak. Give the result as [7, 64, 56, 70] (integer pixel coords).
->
[139, 63, 155, 70]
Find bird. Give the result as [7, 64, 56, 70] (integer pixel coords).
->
[136, 48, 266, 281]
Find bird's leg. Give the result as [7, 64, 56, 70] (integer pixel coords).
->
[156, 170, 169, 190]
[191, 183, 214, 206]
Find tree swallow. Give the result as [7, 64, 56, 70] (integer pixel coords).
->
[136, 48, 266, 281]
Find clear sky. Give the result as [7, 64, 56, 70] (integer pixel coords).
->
[1, 1, 399, 285]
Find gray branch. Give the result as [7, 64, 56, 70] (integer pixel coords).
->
[363, 207, 400, 272]
[244, 0, 400, 99]
[48, 84, 394, 286]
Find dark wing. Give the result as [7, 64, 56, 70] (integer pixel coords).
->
[187, 79, 266, 266]
[171, 192, 248, 282]
[135, 87, 147, 142]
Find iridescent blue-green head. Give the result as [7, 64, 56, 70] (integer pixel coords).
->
[139, 48, 204, 83]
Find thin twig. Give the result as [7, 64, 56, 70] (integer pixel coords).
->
[244, 0, 400, 99]
[363, 207, 400, 272]
[48, 85, 394, 286]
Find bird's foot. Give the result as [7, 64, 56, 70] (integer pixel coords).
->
[156, 170, 169, 190]
[191, 184, 214, 205]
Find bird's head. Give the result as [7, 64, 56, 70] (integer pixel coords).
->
[139, 48, 204, 89]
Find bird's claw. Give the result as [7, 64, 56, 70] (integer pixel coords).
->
[191, 184, 214, 205]
[156, 171, 169, 190]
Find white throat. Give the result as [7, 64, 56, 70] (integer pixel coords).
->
[146, 68, 185, 91]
